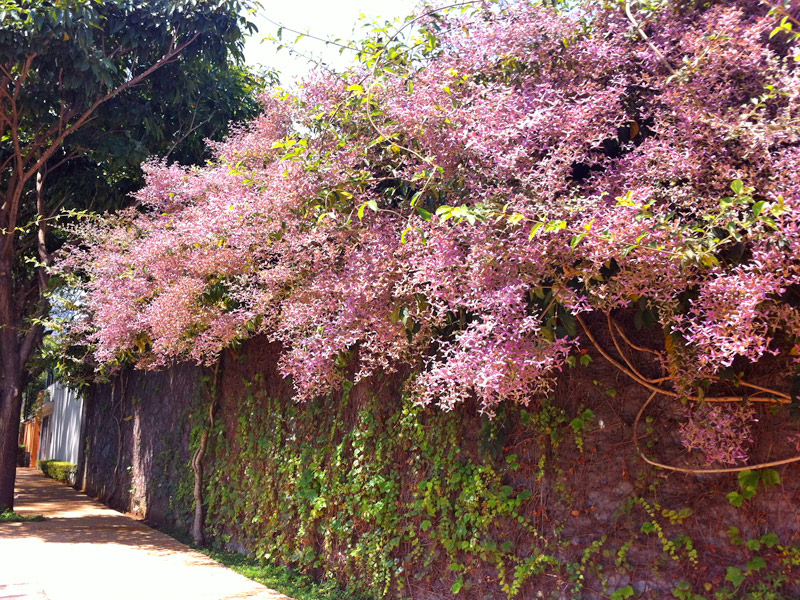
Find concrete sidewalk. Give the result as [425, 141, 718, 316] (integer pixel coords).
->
[0, 468, 292, 600]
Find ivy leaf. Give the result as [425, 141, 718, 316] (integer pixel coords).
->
[746, 557, 766, 573]
[725, 566, 745, 587]
[727, 491, 744, 507]
[745, 539, 761, 551]
[738, 470, 760, 492]
[760, 533, 780, 548]
[610, 586, 635, 600]
[451, 576, 463, 594]
[760, 469, 780, 487]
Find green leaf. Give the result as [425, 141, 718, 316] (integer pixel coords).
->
[731, 179, 744, 195]
[760, 532, 780, 548]
[727, 491, 744, 507]
[746, 557, 766, 572]
[761, 468, 780, 487]
[421, 520, 432, 532]
[528, 221, 544, 240]
[752, 201, 766, 218]
[727, 526, 742, 544]
[570, 232, 586, 250]
[745, 539, 761, 552]
[725, 566, 745, 587]
[346, 83, 365, 95]
[451, 576, 463, 594]
[610, 586, 635, 600]
[738, 470, 760, 492]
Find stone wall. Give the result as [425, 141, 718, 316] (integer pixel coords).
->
[78, 328, 800, 599]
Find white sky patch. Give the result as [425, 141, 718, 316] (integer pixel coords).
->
[243, 0, 421, 87]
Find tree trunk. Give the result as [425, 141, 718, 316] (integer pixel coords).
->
[0, 257, 22, 511]
[0, 380, 23, 511]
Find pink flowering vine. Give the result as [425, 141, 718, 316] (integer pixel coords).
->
[59, 0, 800, 464]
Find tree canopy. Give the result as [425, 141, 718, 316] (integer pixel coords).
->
[0, 0, 263, 511]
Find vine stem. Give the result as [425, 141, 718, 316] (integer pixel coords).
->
[192, 359, 221, 546]
[624, 1, 677, 76]
[606, 312, 670, 384]
[575, 312, 789, 404]
[634, 391, 800, 474]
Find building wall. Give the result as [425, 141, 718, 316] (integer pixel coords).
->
[39, 381, 84, 465]
[19, 419, 41, 467]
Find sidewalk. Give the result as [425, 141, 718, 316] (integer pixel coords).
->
[0, 468, 292, 600]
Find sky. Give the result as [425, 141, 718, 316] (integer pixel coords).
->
[242, 0, 421, 87]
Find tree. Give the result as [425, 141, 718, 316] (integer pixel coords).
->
[0, 0, 261, 511]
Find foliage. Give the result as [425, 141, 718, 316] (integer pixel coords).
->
[16, 444, 26, 467]
[177, 372, 800, 599]
[0, 0, 264, 380]
[38, 460, 76, 484]
[198, 546, 370, 600]
[0, 508, 44, 522]
[62, 0, 800, 466]
[202, 381, 564, 597]
[0, 0, 263, 510]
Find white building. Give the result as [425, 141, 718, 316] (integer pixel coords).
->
[38, 377, 84, 466]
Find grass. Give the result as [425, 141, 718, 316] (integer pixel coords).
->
[0, 509, 45, 522]
[160, 525, 369, 600]
[198, 547, 371, 600]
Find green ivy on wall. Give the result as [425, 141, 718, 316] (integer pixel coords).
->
[169, 372, 800, 600]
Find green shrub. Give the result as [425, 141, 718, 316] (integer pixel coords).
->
[16, 444, 28, 467]
[39, 460, 76, 484]
[0, 509, 45, 522]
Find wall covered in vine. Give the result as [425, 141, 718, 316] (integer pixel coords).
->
[81, 324, 800, 600]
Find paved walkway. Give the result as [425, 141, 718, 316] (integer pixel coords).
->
[0, 468, 292, 600]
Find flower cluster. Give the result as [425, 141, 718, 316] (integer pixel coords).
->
[61, 0, 800, 461]
[680, 403, 757, 465]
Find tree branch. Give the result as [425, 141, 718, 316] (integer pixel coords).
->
[1, 35, 200, 258]
[18, 322, 43, 367]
